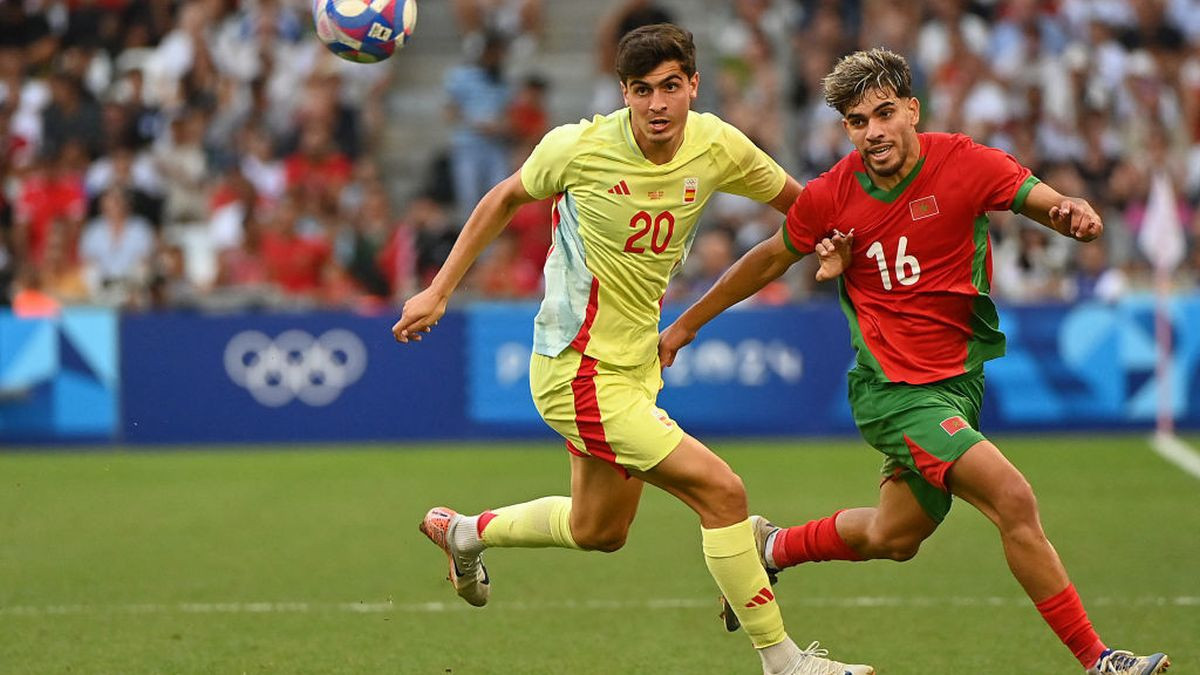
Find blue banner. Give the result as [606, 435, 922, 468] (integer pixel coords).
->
[464, 303, 858, 435]
[0, 308, 119, 441]
[120, 311, 469, 443]
[987, 296, 1200, 430]
[6, 295, 1198, 446]
[464, 297, 1200, 437]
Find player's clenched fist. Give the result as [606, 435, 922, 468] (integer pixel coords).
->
[392, 289, 447, 343]
[1049, 198, 1103, 243]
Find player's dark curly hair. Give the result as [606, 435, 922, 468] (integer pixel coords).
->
[615, 23, 696, 83]
[822, 48, 913, 116]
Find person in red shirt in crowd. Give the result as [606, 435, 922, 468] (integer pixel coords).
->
[283, 124, 352, 210]
[508, 73, 549, 157]
[260, 194, 332, 298]
[14, 147, 88, 266]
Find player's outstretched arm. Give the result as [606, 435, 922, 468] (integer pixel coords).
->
[392, 172, 537, 343]
[1019, 182, 1103, 242]
[659, 229, 801, 366]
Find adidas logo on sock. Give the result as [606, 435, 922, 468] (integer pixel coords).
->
[744, 586, 775, 608]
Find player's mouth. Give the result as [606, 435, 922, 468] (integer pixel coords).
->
[866, 143, 893, 163]
[648, 117, 670, 134]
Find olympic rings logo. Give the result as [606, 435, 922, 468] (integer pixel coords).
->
[223, 329, 367, 407]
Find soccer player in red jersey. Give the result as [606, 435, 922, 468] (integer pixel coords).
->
[659, 48, 1170, 675]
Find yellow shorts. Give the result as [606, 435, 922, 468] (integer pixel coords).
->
[529, 348, 685, 475]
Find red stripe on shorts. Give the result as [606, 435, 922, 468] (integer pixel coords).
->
[903, 434, 952, 491]
[570, 355, 619, 467]
[568, 278, 601, 352]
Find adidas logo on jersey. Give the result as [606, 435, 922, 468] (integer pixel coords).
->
[607, 180, 631, 195]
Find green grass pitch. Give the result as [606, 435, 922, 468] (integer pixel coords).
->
[2, 434, 1197, 673]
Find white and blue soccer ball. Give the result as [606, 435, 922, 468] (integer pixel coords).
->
[312, 0, 417, 64]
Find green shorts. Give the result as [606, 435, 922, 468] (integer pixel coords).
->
[847, 369, 988, 523]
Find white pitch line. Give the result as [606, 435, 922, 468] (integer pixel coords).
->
[1151, 432, 1200, 480]
[1, 596, 1197, 617]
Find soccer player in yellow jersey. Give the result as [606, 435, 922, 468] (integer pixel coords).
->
[392, 23, 871, 675]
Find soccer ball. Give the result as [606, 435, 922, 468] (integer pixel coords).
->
[312, 0, 417, 64]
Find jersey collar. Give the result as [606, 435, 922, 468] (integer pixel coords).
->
[853, 134, 927, 203]
[621, 108, 691, 166]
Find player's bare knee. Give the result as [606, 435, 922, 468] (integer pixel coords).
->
[572, 523, 629, 552]
[994, 476, 1039, 528]
[577, 531, 627, 552]
[863, 527, 922, 561]
[884, 537, 922, 562]
[709, 471, 747, 521]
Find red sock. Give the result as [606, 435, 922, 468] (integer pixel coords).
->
[1034, 584, 1107, 668]
[772, 510, 862, 568]
[476, 511, 497, 537]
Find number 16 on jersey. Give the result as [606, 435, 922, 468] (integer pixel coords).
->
[866, 236, 921, 290]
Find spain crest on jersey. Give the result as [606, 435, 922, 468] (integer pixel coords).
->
[683, 177, 698, 203]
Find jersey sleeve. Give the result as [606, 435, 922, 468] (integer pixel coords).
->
[781, 177, 833, 256]
[520, 122, 585, 200]
[714, 121, 787, 203]
[955, 136, 1035, 213]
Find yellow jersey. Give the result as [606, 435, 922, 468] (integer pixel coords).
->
[520, 108, 786, 366]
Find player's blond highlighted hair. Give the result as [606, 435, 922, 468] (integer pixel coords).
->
[822, 48, 913, 116]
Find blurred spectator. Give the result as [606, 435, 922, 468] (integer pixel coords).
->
[336, 183, 396, 300]
[403, 196, 457, 288]
[592, 0, 674, 114]
[378, 207, 418, 303]
[237, 124, 286, 207]
[672, 227, 737, 304]
[260, 195, 333, 300]
[14, 150, 88, 267]
[469, 229, 541, 299]
[215, 210, 269, 292]
[508, 73, 549, 159]
[78, 187, 157, 306]
[283, 122, 353, 212]
[11, 264, 61, 317]
[85, 145, 164, 224]
[452, 0, 543, 65]
[0, 1, 57, 69]
[41, 73, 104, 160]
[37, 220, 90, 307]
[148, 243, 200, 309]
[1069, 240, 1128, 303]
[444, 31, 512, 224]
[0, 189, 12, 305]
[154, 108, 209, 226]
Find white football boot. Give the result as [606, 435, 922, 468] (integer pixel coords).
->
[418, 506, 490, 607]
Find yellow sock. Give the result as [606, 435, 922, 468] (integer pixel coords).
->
[702, 519, 787, 648]
[478, 496, 581, 549]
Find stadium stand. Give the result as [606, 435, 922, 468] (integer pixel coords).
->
[0, 0, 1197, 313]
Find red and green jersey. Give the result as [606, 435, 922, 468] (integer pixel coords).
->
[783, 132, 1039, 384]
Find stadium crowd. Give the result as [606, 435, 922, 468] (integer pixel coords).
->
[0, 0, 1198, 314]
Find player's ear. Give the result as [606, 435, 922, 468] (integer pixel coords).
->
[620, 80, 631, 108]
[689, 71, 700, 101]
[908, 96, 920, 127]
